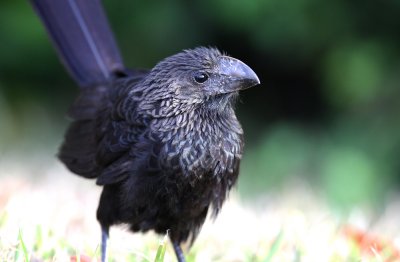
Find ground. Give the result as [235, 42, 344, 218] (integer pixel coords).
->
[1, 160, 400, 261]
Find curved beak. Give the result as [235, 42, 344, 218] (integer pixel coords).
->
[218, 56, 260, 92]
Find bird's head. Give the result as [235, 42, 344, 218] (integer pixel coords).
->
[143, 47, 260, 115]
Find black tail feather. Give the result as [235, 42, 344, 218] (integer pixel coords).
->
[30, 0, 125, 88]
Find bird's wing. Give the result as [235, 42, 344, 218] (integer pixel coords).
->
[59, 73, 149, 178]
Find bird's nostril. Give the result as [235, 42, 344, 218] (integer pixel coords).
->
[113, 69, 129, 78]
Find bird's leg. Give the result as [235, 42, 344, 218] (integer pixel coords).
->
[101, 225, 109, 262]
[172, 240, 186, 262]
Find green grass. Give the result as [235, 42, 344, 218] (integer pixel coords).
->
[6, 229, 171, 262]
[1, 171, 400, 261]
[263, 230, 284, 262]
[17, 230, 29, 262]
[154, 231, 168, 262]
[1, 214, 398, 262]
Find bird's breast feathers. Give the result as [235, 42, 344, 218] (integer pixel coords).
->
[149, 111, 243, 180]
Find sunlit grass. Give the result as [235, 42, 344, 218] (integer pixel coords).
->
[154, 232, 168, 262]
[1, 162, 400, 261]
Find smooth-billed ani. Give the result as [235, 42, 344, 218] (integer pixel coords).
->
[30, 1, 260, 261]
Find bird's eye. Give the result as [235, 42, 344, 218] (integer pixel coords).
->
[193, 73, 209, 84]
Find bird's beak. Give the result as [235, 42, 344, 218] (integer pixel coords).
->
[218, 56, 260, 93]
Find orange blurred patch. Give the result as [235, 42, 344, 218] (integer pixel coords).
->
[70, 254, 94, 262]
[342, 225, 400, 261]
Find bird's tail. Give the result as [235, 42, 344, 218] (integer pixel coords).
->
[30, 0, 125, 88]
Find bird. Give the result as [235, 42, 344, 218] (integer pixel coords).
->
[30, 0, 260, 261]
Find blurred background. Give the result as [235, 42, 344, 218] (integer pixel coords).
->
[1, 0, 400, 212]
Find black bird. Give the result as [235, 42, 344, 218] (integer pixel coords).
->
[31, 0, 260, 261]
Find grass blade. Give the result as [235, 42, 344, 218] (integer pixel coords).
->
[18, 229, 30, 262]
[154, 231, 168, 262]
[264, 230, 284, 262]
